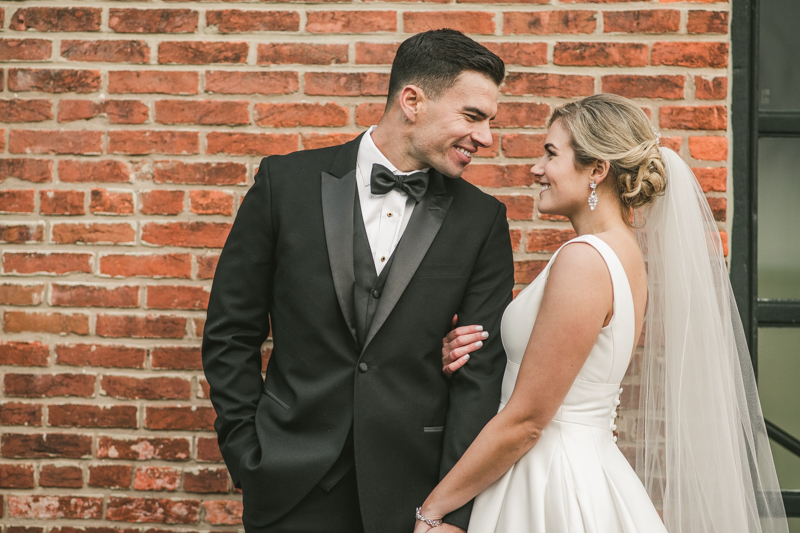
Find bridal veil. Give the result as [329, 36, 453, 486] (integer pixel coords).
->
[634, 147, 789, 532]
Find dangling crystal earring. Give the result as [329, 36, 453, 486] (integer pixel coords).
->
[588, 181, 598, 210]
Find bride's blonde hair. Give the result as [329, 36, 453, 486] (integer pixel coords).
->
[549, 94, 667, 222]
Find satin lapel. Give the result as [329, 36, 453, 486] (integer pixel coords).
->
[322, 169, 358, 345]
[362, 171, 453, 352]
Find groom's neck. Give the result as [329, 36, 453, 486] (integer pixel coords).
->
[371, 119, 425, 173]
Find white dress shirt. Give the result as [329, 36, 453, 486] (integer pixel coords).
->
[356, 126, 428, 275]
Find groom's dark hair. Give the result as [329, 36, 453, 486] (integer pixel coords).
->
[386, 29, 505, 107]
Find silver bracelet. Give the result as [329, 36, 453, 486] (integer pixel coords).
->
[415, 507, 443, 528]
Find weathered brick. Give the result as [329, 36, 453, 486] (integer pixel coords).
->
[48, 404, 138, 429]
[58, 100, 149, 124]
[203, 500, 242, 526]
[404, 11, 494, 34]
[602, 74, 684, 99]
[97, 436, 191, 461]
[501, 133, 546, 158]
[0, 223, 46, 244]
[494, 102, 550, 128]
[51, 283, 139, 308]
[603, 10, 680, 33]
[707, 196, 726, 221]
[56, 344, 146, 369]
[159, 41, 248, 65]
[0, 283, 44, 305]
[0, 39, 52, 61]
[8, 68, 100, 93]
[52, 223, 136, 245]
[206, 70, 299, 95]
[184, 467, 229, 493]
[660, 105, 727, 130]
[10, 7, 101, 32]
[109, 71, 199, 95]
[3, 311, 89, 336]
[140, 190, 185, 216]
[0, 159, 53, 183]
[151, 346, 202, 370]
[514, 260, 548, 284]
[3, 252, 92, 275]
[307, 11, 396, 33]
[40, 190, 85, 216]
[189, 190, 234, 216]
[0, 342, 49, 366]
[1, 433, 92, 459]
[554, 42, 648, 67]
[89, 189, 135, 215]
[4, 373, 95, 398]
[0, 99, 53, 122]
[8, 496, 103, 519]
[0, 463, 35, 488]
[651, 41, 728, 68]
[142, 222, 231, 248]
[255, 102, 349, 128]
[99, 253, 192, 279]
[305, 72, 389, 96]
[302, 133, 360, 150]
[10, 130, 102, 155]
[61, 40, 149, 63]
[206, 132, 299, 156]
[106, 497, 200, 524]
[196, 437, 223, 462]
[495, 195, 534, 220]
[59, 160, 132, 183]
[108, 131, 200, 155]
[155, 100, 249, 125]
[88, 464, 132, 488]
[109, 9, 198, 34]
[133, 466, 181, 491]
[206, 10, 300, 32]
[502, 73, 594, 97]
[355, 42, 399, 64]
[0, 189, 35, 213]
[196, 255, 219, 280]
[258, 43, 348, 65]
[692, 167, 727, 192]
[687, 10, 728, 34]
[463, 165, 535, 188]
[484, 42, 547, 66]
[504, 10, 596, 34]
[695, 75, 727, 100]
[689, 136, 728, 161]
[355, 103, 385, 127]
[146, 285, 210, 310]
[102, 376, 191, 400]
[39, 465, 83, 488]
[0, 402, 43, 426]
[145, 406, 215, 431]
[96, 314, 187, 339]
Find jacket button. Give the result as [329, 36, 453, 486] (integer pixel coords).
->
[372, 289, 381, 298]
[358, 362, 368, 373]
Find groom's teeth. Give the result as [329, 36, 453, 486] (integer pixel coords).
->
[456, 147, 472, 159]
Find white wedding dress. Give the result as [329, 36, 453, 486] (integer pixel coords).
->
[468, 234, 667, 533]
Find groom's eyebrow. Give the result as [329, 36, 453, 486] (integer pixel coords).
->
[464, 106, 495, 121]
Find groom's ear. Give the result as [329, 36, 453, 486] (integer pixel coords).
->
[398, 84, 425, 123]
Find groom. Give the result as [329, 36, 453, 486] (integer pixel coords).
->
[202, 29, 514, 533]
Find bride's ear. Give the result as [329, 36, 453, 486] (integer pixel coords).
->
[590, 160, 611, 186]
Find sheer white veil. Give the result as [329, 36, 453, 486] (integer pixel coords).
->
[633, 147, 788, 532]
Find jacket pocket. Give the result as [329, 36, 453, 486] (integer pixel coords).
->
[264, 389, 290, 410]
[423, 426, 445, 433]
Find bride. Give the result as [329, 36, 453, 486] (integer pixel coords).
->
[413, 94, 789, 533]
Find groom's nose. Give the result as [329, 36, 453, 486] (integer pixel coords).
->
[473, 121, 493, 148]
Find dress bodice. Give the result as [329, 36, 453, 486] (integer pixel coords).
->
[498, 235, 636, 430]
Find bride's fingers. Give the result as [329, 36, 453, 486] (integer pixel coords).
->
[443, 324, 483, 344]
[444, 354, 470, 377]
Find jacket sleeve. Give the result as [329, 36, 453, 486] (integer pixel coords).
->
[202, 158, 275, 488]
[440, 202, 515, 529]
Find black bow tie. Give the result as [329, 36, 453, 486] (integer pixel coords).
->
[370, 164, 429, 203]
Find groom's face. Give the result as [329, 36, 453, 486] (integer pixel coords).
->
[408, 71, 498, 178]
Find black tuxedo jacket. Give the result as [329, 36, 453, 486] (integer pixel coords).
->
[202, 134, 515, 532]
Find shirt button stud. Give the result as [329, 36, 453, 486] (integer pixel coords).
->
[380, 256, 386, 262]
[358, 362, 368, 373]
[387, 212, 393, 218]
[372, 289, 381, 298]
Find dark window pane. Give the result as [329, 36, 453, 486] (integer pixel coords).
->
[757, 138, 800, 299]
[759, 0, 800, 112]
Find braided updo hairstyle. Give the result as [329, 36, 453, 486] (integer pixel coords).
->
[549, 93, 667, 223]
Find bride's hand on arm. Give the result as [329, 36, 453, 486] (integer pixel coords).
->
[442, 314, 488, 377]
[421, 243, 613, 520]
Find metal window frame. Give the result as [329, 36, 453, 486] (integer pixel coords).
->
[732, 0, 800, 515]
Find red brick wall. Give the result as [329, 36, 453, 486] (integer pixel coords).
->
[0, 0, 730, 528]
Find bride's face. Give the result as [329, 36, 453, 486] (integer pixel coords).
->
[531, 120, 594, 218]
